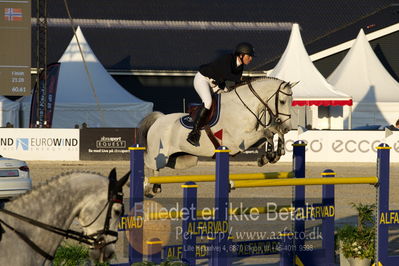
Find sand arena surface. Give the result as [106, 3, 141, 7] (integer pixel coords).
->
[24, 160, 399, 265]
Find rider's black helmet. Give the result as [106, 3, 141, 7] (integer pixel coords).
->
[235, 42, 255, 56]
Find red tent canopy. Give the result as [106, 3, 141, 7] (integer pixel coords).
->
[292, 99, 353, 106]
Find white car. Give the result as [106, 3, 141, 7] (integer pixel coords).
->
[0, 156, 32, 199]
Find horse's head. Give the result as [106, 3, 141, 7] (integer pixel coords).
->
[78, 169, 130, 263]
[269, 81, 296, 134]
[246, 78, 295, 135]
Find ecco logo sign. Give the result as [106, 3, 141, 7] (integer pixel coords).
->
[284, 139, 399, 153]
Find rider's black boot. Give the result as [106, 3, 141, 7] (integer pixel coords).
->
[187, 106, 208, 147]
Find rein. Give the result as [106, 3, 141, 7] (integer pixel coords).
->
[0, 197, 123, 261]
[234, 80, 292, 128]
[0, 208, 96, 260]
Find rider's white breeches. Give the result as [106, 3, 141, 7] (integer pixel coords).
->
[193, 72, 215, 110]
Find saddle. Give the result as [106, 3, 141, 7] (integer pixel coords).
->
[180, 94, 221, 130]
[180, 94, 222, 148]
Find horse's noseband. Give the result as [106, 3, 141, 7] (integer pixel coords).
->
[82, 191, 125, 249]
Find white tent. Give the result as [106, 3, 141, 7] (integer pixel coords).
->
[327, 29, 399, 129]
[269, 23, 352, 129]
[19, 26, 153, 128]
[0, 96, 19, 127]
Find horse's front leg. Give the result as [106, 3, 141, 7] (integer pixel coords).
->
[268, 134, 285, 164]
[257, 131, 287, 166]
[276, 133, 286, 156]
[257, 131, 276, 166]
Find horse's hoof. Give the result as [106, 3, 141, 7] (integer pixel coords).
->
[144, 192, 154, 198]
[266, 152, 277, 163]
[229, 180, 236, 192]
[257, 156, 268, 167]
[277, 150, 285, 157]
[152, 184, 162, 193]
[144, 179, 155, 198]
[270, 155, 281, 164]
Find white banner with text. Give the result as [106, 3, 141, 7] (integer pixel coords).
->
[0, 128, 79, 160]
[0, 129, 398, 162]
[277, 130, 399, 162]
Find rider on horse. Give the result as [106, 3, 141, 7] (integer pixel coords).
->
[187, 42, 255, 146]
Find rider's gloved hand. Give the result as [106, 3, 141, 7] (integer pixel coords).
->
[218, 81, 226, 90]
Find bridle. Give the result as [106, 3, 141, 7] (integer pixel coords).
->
[0, 195, 123, 261]
[0, 170, 129, 261]
[80, 182, 126, 249]
[234, 80, 292, 128]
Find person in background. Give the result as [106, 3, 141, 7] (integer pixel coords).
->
[186, 42, 255, 146]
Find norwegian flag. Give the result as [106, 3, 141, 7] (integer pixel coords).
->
[4, 8, 23, 21]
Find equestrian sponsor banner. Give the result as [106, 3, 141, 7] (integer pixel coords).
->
[233, 130, 399, 163]
[0, 128, 79, 160]
[80, 128, 137, 160]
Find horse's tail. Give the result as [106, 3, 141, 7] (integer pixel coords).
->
[138, 111, 165, 148]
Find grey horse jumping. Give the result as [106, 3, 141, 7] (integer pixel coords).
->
[139, 77, 297, 197]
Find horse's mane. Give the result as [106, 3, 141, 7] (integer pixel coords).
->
[232, 76, 283, 89]
[9, 170, 106, 202]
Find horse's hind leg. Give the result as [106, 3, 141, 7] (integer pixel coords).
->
[152, 170, 162, 194]
[143, 155, 198, 197]
[167, 154, 198, 169]
[144, 167, 162, 198]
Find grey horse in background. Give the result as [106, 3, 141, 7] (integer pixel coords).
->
[0, 169, 129, 266]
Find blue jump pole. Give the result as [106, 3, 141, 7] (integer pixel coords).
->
[147, 238, 162, 264]
[293, 140, 306, 257]
[321, 169, 335, 265]
[128, 145, 145, 264]
[295, 168, 335, 266]
[182, 181, 198, 266]
[210, 146, 231, 266]
[376, 143, 395, 264]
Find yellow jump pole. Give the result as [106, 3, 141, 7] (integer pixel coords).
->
[148, 171, 294, 184]
[232, 176, 378, 188]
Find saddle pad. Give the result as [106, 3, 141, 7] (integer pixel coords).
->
[180, 94, 221, 129]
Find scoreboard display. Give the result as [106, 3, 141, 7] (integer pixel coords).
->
[0, 0, 31, 96]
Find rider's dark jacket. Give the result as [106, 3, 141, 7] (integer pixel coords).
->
[199, 54, 243, 89]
